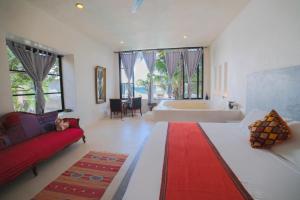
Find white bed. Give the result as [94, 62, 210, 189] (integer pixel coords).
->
[122, 122, 300, 200]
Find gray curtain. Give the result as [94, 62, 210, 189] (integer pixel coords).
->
[165, 51, 182, 98]
[183, 49, 203, 98]
[120, 52, 138, 98]
[7, 41, 57, 114]
[142, 51, 156, 104]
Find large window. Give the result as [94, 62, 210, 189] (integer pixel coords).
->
[119, 48, 204, 100]
[120, 57, 134, 99]
[134, 58, 149, 99]
[183, 53, 203, 99]
[7, 46, 65, 113]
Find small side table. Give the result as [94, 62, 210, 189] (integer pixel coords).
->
[122, 100, 130, 116]
[148, 103, 157, 111]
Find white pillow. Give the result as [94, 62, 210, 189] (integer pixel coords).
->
[239, 109, 268, 134]
[271, 121, 300, 169]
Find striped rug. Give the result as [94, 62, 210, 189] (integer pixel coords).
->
[33, 151, 128, 200]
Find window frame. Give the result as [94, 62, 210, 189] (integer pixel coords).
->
[182, 52, 204, 99]
[9, 55, 65, 113]
[118, 53, 135, 99]
[119, 47, 204, 100]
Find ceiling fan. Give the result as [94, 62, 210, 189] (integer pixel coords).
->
[131, 0, 144, 13]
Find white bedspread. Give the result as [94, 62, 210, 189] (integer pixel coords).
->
[122, 122, 300, 200]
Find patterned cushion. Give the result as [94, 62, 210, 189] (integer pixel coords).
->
[248, 110, 291, 148]
[55, 118, 70, 131]
[63, 118, 80, 128]
[37, 111, 58, 132]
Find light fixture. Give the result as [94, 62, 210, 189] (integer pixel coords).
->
[120, 41, 124, 44]
[75, 3, 84, 9]
[183, 35, 188, 39]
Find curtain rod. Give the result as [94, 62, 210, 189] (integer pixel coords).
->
[114, 46, 208, 53]
[6, 39, 62, 57]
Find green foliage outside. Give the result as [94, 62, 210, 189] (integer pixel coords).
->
[136, 50, 183, 99]
[136, 50, 201, 99]
[7, 47, 60, 113]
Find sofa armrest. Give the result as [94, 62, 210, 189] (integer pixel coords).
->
[63, 118, 80, 128]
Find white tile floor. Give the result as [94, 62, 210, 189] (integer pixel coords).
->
[0, 117, 154, 200]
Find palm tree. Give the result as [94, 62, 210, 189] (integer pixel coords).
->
[136, 50, 184, 99]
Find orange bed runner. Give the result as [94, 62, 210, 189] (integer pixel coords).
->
[160, 122, 253, 200]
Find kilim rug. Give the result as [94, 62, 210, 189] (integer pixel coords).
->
[33, 151, 128, 200]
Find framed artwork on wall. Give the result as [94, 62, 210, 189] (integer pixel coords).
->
[95, 66, 106, 104]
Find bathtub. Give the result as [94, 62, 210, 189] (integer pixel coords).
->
[152, 100, 243, 122]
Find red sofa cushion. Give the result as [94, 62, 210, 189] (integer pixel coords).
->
[63, 118, 80, 128]
[35, 128, 84, 160]
[0, 139, 41, 185]
[0, 128, 84, 185]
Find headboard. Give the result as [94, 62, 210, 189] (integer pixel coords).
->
[246, 65, 300, 121]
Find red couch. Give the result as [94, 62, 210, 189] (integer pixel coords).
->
[0, 112, 85, 185]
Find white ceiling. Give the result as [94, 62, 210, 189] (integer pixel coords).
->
[27, 0, 249, 51]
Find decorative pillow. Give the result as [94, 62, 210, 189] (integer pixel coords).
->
[0, 129, 11, 150]
[20, 113, 43, 139]
[240, 109, 268, 134]
[37, 111, 58, 132]
[63, 118, 80, 128]
[248, 110, 291, 148]
[55, 118, 70, 131]
[1, 112, 27, 145]
[2, 112, 23, 129]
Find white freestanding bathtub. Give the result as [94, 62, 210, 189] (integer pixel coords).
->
[152, 100, 243, 122]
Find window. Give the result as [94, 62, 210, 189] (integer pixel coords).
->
[152, 51, 170, 99]
[153, 50, 184, 99]
[120, 59, 134, 99]
[119, 48, 204, 100]
[134, 58, 149, 99]
[183, 55, 203, 99]
[7, 46, 65, 113]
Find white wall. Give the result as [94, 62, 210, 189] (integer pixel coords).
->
[0, 0, 116, 126]
[203, 47, 211, 99]
[210, 0, 300, 111]
[62, 55, 77, 111]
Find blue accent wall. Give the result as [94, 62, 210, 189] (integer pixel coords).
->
[247, 66, 300, 121]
